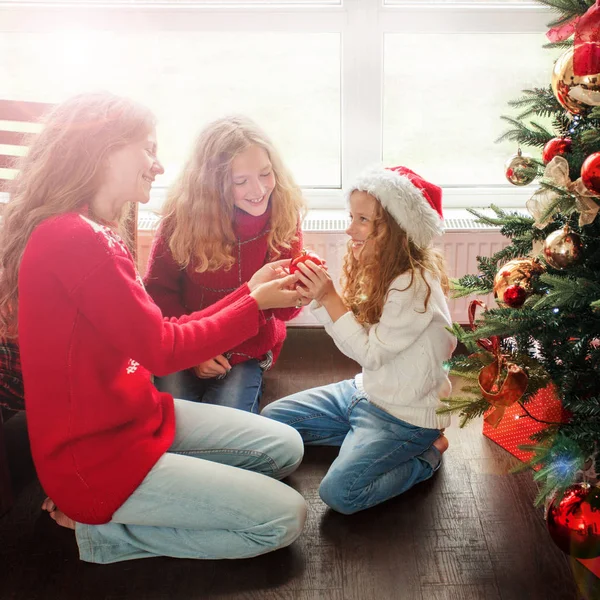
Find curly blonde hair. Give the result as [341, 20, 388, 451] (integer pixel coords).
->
[161, 116, 306, 272]
[0, 92, 155, 339]
[342, 196, 449, 325]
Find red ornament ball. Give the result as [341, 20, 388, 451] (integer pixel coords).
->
[547, 483, 600, 559]
[289, 249, 325, 275]
[581, 152, 600, 196]
[502, 284, 528, 308]
[542, 137, 571, 164]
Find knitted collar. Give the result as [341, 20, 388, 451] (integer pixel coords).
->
[233, 203, 272, 241]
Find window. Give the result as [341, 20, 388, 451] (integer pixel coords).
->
[1, 0, 553, 210]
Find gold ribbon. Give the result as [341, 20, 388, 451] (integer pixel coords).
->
[526, 156, 600, 228]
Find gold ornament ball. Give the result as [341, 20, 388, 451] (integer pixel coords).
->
[504, 152, 537, 186]
[543, 227, 583, 270]
[493, 258, 545, 304]
[551, 48, 600, 115]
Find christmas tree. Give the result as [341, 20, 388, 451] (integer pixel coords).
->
[441, 0, 600, 559]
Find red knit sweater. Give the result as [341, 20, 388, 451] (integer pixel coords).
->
[144, 206, 303, 367]
[18, 213, 260, 525]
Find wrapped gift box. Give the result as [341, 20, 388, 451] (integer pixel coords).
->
[482, 384, 566, 463]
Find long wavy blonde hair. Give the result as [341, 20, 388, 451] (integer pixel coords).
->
[161, 116, 306, 272]
[342, 196, 449, 325]
[0, 92, 155, 339]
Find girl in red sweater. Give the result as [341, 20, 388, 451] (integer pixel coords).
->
[0, 93, 307, 563]
[144, 116, 306, 413]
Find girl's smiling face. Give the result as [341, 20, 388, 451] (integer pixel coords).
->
[346, 190, 377, 260]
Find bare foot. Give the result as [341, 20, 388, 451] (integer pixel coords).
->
[49, 509, 76, 530]
[433, 433, 449, 455]
[41, 497, 75, 530]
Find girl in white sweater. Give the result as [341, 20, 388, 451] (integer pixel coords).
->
[261, 165, 457, 514]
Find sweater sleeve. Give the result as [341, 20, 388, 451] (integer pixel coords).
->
[143, 227, 188, 318]
[73, 253, 259, 377]
[270, 225, 304, 322]
[319, 277, 434, 371]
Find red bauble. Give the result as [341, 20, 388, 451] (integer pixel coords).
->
[581, 152, 600, 196]
[547, 483, 600, 559]
[542, 137, 571, 164]
[502, 284, 528, 308]
[289, 249, 325, 275]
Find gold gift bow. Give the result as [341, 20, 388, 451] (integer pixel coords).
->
[526, 156, 600, 228]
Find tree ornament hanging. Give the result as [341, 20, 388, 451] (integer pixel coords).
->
[543, 227, 583, 270]
[542, 138, 571, 164]
[547, 483, 600, 559]
[581, 151, 600, 196]
[551, 48, 600, 115]
[504, 149, 537, 186]
[502, 284, 528, 308]
[468, 301, 528, 428]
[493, 258, 545, 306]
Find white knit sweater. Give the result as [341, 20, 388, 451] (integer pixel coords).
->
[311, 271, 457, 430]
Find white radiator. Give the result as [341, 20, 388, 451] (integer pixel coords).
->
[137, 212, 510, 325]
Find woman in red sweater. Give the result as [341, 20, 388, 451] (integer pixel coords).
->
[0, 93, 307, 563]
[144, 116, 306, 413]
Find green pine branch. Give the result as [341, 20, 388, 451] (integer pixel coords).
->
[508, 87, 563, 120]
[534, 274, 600, 310]
[536, 0, 595, 28]
[496, 116, 554, 147]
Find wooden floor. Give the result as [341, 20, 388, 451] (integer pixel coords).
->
[1, 328, 598, 600]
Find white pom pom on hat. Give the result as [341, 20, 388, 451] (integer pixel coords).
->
[346, 165, 444, 248]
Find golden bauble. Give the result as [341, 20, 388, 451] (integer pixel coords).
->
[504, 152, 537, 186]
[543, 227, 583, 270]
[551, 48, 600, 115]
[493, 258, 545, 305]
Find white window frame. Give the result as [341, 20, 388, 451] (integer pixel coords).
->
[0, 0, 551, 209]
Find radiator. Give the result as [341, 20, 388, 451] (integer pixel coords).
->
[137, 214, 509, 325]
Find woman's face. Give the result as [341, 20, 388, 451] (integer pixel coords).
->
[95, 128, 164, 220]
[346, 190, 377, 260]
[231, 145, 276, 217]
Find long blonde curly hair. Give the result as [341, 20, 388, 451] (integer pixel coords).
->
[342, 196, 449, 325]
[0, 92, 155, 339]
[161, 116, 306, 272]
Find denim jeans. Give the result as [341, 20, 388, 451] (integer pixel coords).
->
[261, 379, 443, 515]
[75, 399, 307, 563]
[154, 359, 263, 413]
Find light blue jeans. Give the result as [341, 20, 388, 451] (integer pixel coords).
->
[74, 399, 307, 564]
[154, 360, 263, 413]
[261, 379, 443, 515]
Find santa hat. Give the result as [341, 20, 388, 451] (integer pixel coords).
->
[346, 165, 444, 248]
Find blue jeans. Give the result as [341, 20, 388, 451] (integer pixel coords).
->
[75, 399, 307, 563]
[154, 359, 263, 413]
[261, 379, 443, 515]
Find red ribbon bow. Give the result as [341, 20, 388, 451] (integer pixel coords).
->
[547, 1, 600, 77]
[469, 301, 529, 428]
